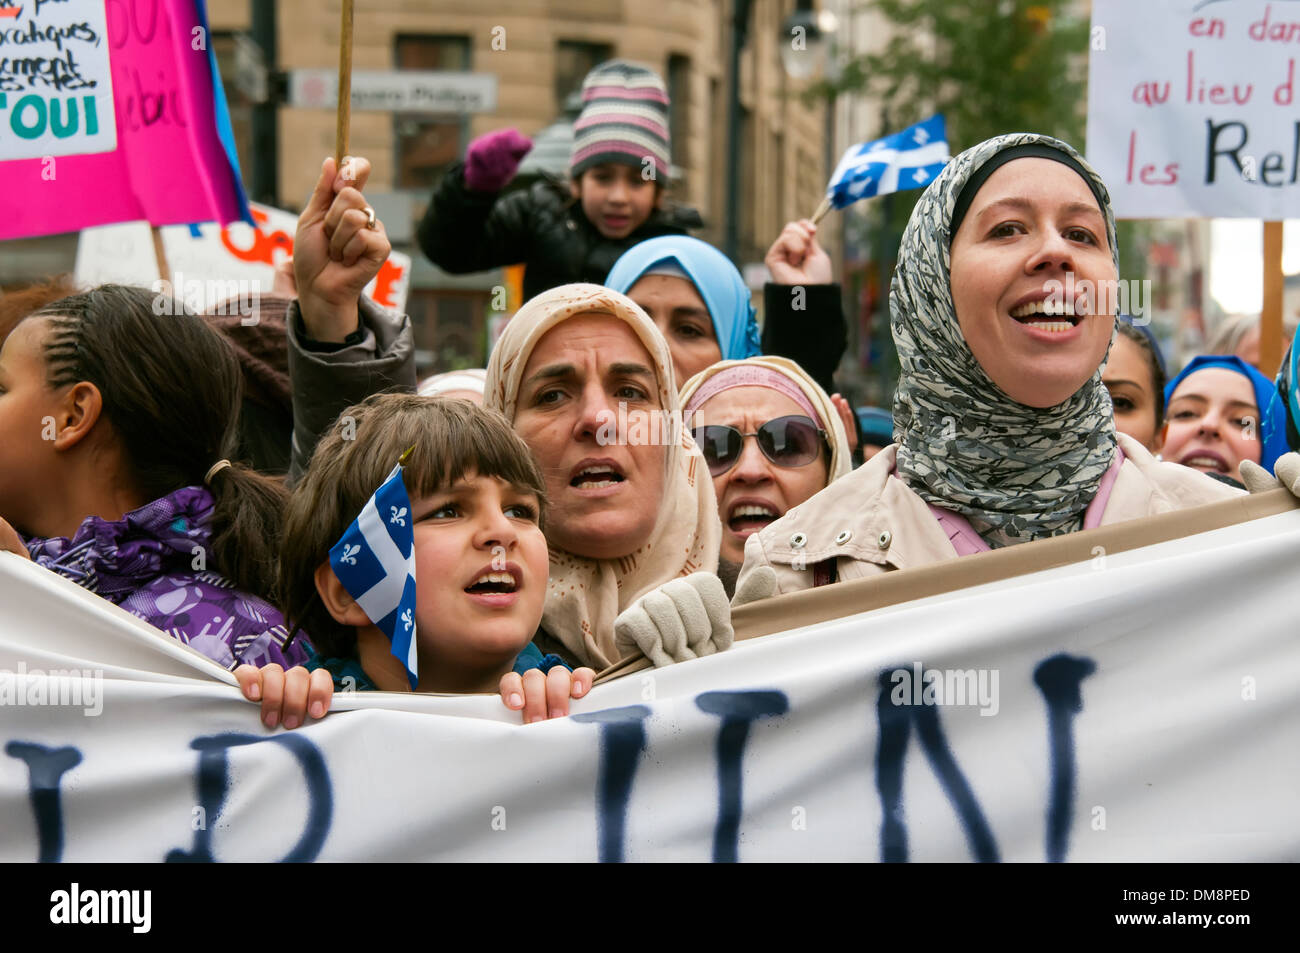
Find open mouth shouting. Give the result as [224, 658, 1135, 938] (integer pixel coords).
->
[1177, 449, 1230, 474]
[464, 561, 522, 607]
[568, 458, 627, 495]
[1009, 295, 1083, 334]
[726, 498, 782, 537]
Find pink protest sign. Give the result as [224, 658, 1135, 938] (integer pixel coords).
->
[0, 0, 250, 240]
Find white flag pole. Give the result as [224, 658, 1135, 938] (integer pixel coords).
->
[810, 195, 833, 226]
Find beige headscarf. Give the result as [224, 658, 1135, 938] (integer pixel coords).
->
[679, 355, 853, 482]
[486, 283, 721, 669]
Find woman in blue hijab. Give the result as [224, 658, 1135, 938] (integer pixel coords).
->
[1159, 354, 1288, 483]
[606, 235, 760, 387]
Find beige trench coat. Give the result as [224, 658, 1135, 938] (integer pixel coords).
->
[733, 433, 1244, 604]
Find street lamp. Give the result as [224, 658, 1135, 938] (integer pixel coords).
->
[778, 3, 839, 81]
[724, 1, 838, 264]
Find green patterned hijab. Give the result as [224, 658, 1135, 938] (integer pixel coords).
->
[891, 133, 1120, 546]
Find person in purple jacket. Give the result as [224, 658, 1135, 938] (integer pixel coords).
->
[0, 284, 308, 670]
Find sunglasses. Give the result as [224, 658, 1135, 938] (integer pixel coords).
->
[691, 415, 828, 477]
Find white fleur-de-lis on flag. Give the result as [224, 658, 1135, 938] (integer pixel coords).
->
[390, 505, 407, 527]
[401, 608, 413, 632]
[341, 543, 360, 566]
[850, 176, 873, 198]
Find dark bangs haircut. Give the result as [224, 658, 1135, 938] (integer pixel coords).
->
[281, 393, 548, 658]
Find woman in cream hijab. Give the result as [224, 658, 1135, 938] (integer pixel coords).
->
[486, 283, 722, 669]
[680, 355, 851, 595]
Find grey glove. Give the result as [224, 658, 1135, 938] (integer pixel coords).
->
[614, 572, 734, 668]
[1240, 452, 1300, 496]
[731, 565, 778, 608]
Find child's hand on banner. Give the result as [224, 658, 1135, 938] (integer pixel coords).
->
[500, 665, 594, 723]
[765, 219, 833, 285]
[234, 663, 335, 730]
[294, 155, 391, 342]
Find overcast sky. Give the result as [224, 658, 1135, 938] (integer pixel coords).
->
[1208, 220, 1300, 315]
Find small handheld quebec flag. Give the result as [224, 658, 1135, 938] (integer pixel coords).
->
[329, 461, 418, 688]
[814, 115, 950, 222]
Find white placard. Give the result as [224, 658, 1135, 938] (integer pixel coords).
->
[1088, 0, 1300, 219]
[0, 0, 117, 160]
[74, 202, 411, 315]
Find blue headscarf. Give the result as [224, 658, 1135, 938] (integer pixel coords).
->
[605, 236, 761, 361]
[855, 406, 894, 447]
[1164, 355, 1288, 472]
[1117, 314, 1167, 377]
[1267, 340, 1300, 452]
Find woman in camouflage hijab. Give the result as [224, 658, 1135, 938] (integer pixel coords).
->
[891, 133, 1120, 546]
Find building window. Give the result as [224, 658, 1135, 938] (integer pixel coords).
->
[555, 40, 613, 114]
[738, 106, 756, 261]
[210, 32, 255, 192]
[406, 289, 491, 376]
[667, 54, 690, 183]
[394, 35, 471, 191]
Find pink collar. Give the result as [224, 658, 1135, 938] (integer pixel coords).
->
[914, 449, 1125, 556]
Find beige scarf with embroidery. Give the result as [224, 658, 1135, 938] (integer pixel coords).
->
[486, 284, 720, 669]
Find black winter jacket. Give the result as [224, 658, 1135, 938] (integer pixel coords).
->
[761, 282, 846, 398]
[417, 163, 703, 302]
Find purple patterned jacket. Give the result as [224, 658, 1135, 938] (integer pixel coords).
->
[24, 487, 310, 670]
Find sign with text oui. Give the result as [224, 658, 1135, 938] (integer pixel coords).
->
[0, 0, 118, 160]
[1088, 0, 1300, 218]
[289, 69, 497, 114]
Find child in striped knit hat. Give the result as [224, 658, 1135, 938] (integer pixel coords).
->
[417, 59, 701, 303]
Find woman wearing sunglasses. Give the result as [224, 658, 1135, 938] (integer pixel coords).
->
[733, 133, 1243, 605]
[681, 356, 851, 596]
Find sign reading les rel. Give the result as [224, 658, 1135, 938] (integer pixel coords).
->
[1088, 0, 1300, 218]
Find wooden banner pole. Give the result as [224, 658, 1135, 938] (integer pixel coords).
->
[151, 226, 170, 285]
[335, 0, 355, 168]
[1262, 220, 1284, 376]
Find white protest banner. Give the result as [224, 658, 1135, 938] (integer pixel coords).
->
[74, 202, 411, 315]
[1087, 0, 1300, 218]
[2, 509, 1299, 862]
[0, 0, 117, 161]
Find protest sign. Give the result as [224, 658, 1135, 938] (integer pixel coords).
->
[74, 202, 411, 314]
[0, 0, 249, 240]
[0, 0, 117, 160]
[3, 506, 1298, 862]
[1088, 0, 1300, 218]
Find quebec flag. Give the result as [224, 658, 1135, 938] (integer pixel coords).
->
[329, 463, 418, 687]
[827, 115, 950, 209]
